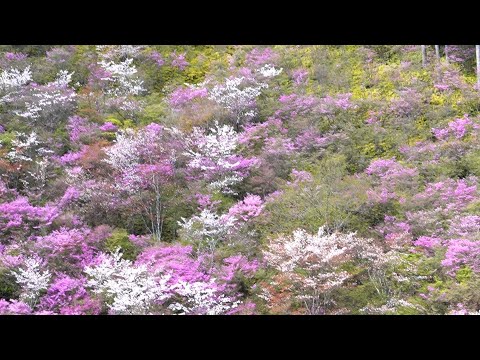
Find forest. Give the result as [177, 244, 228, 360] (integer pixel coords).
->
[1, 45, 480, 315]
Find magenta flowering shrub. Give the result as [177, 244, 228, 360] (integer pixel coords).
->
[99, 122, 118, 132]
[442, 239, 480, 275]
[0, 299, 33, 315]
[274, 92, 355, 122]
[432, 62, 470, 91]
[389, 88, 424, 118]
[35, 226, 110, 275]
[245, 47, 279, 67]
[287, 169, 313, 187]
[148, 51, 165, 67]
[376, 215, 413, 248]
[170, 51, 189, 70]
[432, 115, 478, 141]
[55, 146, 88, 165]
[294, 129, 347, 153]
[413, 177, 478, 214]
[226, 194, 264, 223]
[275, 94, 320, 120]
[129, 244, 257, 314]
[239, 118, 288, 149]
[413, 236, 443, 252]
[136, 245, 210, 284]
[67, 116, 100, 144]
[218, 255, 259, 283]
[447, 216, 480, 239]
[364, 158, 419, 207]
[0, 196, 59, 242]
[46, 47, 74, 65]
[169, 85, 208, 109]
[291, 68, 309, 85]
[39, 274, 101, 315]
[444, 45, 476, 64]
[103, 123, 178, 193]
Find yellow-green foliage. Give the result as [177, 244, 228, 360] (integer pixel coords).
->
[139, 92, 168, 125]
[0, 131, 16, 149]
[456, 266, 473, 283]
[256, 155, 373, 239]
[104, 229, 139, 261]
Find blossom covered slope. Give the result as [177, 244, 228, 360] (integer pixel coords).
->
[1, 45, 480, 315]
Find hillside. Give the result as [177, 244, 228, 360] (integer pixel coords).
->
[1, 45, 480, 315]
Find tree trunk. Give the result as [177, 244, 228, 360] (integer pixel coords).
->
[421, 45, 427, 67]
[435, 45, 440, 59]
[476, 45, 480, 89]
[445, 45, 449, 64]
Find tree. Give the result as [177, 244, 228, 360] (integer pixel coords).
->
[476, 45, 480, 88]
[421, 45, 427, 67]
[84, 249, 171, 315]
[435, 45, 440, 59]
[263, 226, 385, 314]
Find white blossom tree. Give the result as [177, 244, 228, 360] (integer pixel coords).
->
[12, 257, 51, 308]
[263, 226, 385, 314]
[256, 64, 283, 78]
[98, 58, 145, 97]
[178, 208, 236, 252]
[0, 67, 32, 92]
[184, 122, 256, 194]
[168, 280, 240, 315]
[208, 77, 268, 129]
[84, 249, 171, 315]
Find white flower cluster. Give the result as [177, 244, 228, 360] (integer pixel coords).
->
[360, 298, 424, 314]
[24, 159, 49, 190]
[13, 257, 51, 305]
[51, 70, 75, 88]
[84, 249, 171, 315]
[208, 77, 268, 124]
[14, 88, 77, 120]
[178, 208, 236, 247]
[264, 226, 386, 295]
[257, 64, 283, 78]
[6, 132, 53, 163]
[99, 58, 145, 96]
[103, 127, 159, 193]
[96, 45, 145, 61]
[168, 280, 240, 315]
[185, 122, 239, 170]
[185, 122, 248, 194]
[264, 227, 351, 273]
[208, 174, 244, 194]
[104, 129, 141, 173]
[0, 66, 32, 92]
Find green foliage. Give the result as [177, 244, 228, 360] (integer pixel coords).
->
[456, 266, 473, 283]
[139, 93, 168, 126]
[257, 155, 371, 239]
[104, 229, 139, 261]
[335, 282, 386, 314]
[0, 131, 15, 149]
[395, 305, 421, 315]
[464, 150, 480, 177]
[0, 269, 21, 300]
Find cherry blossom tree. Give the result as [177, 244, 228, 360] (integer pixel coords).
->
[264, 227, 385, 314]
